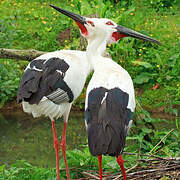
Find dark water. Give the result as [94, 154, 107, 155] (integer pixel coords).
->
[0, 110, 177, 168]
[0, 110, 87, 168]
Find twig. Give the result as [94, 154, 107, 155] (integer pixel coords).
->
[82, 171, 99, 179]
[149, 129, 174, 154]
[126, 163, 139, 174]
[153, 140, 180, 155]
[112, 163, 139, 180]
[113, 164, 180, 179]
[138, 157, 180, 163]
[110, 156, 180, 179]
[126, 164, 180, 176]
[137, 158, 162, 162]
[123, 152, 165, 160]
[112, 149, 141, 180]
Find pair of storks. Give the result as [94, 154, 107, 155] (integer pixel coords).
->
[17, 4, 160, 180]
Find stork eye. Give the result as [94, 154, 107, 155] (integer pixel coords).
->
[87, 20, 95, 27]
[106, 21, 114, 26]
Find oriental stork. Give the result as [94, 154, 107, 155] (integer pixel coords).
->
[17, 52, 91, 180]
[17, 8, 93, 180]
[53, 6, 160, 180]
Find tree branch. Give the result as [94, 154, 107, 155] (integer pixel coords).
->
[0, 48, 46, 61]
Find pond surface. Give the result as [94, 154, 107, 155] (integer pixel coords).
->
[0, 110, 87, 168]
[0, 109, 177, 168]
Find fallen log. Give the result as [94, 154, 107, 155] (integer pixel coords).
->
[0, 48, 46, 61]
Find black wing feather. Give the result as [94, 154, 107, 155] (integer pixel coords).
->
[86, 87, 133, 156]
[17, 57, 74, 105]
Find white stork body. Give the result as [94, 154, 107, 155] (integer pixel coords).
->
[21, 50, 91, 120]
[17, 49, 92, 180]
[76, 14, 159, 180]
[85, 57, 136, 145]
[84, 38, 136, 180]
[85, 57, 135, 112]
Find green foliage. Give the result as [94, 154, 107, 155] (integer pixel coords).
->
[0, 0, 180, 109]
[149, 0, 176, 12]
[0, 160, 57, 180]
[0, 60, 25, 107]
[0, 0, 179, 179]
[66, 147, 120, 172]
[123, 110, 180, 171]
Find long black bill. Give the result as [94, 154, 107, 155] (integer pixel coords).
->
[50, 4, 86, 25]
[116, 25, 160, 44]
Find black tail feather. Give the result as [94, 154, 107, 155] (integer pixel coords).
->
[86, 87, 133, 156]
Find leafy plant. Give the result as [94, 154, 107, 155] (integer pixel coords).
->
[0, 160, 57, 180]
[0, 60, 25, 107]
[149, 0, 177, 12]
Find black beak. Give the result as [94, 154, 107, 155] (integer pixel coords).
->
[50, 4, 86, 25]
[116, 25, 160, 44]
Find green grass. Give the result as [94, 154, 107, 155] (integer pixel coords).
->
[0, 0, 180, 179]
[0, 0, 180, 109]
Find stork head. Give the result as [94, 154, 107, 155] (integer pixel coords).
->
[50, 5, 160, 44]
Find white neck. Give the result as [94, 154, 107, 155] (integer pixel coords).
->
[86, 35, 108, 68]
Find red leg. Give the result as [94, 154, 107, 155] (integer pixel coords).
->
[51, 120, 60, 180]
[61, 122, 70, 180]
[117, 155, 127, 180]
[98, 155, 102, 180]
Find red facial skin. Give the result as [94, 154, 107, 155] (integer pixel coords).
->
[106, 21, 128, 42]
[75, 21, 88, 36]
[106, 21, 114, 26]
[87, 20, 95, 27]
[112, 32, 128, 42]
[75, 20, 127, 42]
